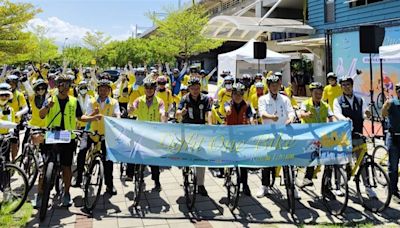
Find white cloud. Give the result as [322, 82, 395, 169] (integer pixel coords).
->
[27, 17, 137, 46]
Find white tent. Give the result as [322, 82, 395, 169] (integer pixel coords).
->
[379, 44, 400, 59]
[218, 39, 291, 85]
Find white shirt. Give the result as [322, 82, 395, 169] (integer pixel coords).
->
[258, 93, 295, 125]
[86, 97, 120, 116]
[333, 95, 368, 120]
[78, 94, 91, 114]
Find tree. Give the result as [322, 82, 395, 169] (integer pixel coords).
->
[82, 31, 111, 65]
[0, 0, 40, 63]
[63, 46, 93, 68]
[150, 4, 223, 62]
[29, 25, 59, 64]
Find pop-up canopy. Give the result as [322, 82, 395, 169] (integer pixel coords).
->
[379, 43, 400, 59]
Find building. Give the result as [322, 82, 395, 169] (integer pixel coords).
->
[307, 0, 400, 99]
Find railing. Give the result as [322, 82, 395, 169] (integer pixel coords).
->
[207, 0, 253, 17]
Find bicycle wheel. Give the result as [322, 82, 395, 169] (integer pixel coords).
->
[372, 145, 388, 168]
[283, 166, 295, 215]
[183, 167, 197, 211]
[15, 146, 38, 192]
[356, 161, 391, 212]
[55, 171, 64, 196]
[0, 163, 29, 214]
[321, 165, 348, 215]
[225, 167, 240, 211]
[376, 92, 384, 109]
[40, 162, 55, 221]
[132, 164, 144, 207]
[84, 155, 104, 212]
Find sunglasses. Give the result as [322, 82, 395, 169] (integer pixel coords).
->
[79, 87, 88, 90]
[233, 91, 244, 96]
[157, 82, 167, 85]
[341, 83, 352, 87]
[0, 94, 9, 98]
[57, 82, 71, 87]
[144, 86, 155, 90]
[36, 87, 46, 91]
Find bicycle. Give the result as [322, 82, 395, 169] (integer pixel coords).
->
[132, 164, 144, 207]
[282, 165, 296, 215]
[0, 133, 29, 214]
[182, 166, 197, 210]
[224, 167, 240, 211]
[14, 126, 44, 192]
[74, 130, 104, 213]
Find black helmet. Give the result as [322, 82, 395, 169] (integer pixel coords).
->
[188, 77, 201, 87]
[309, 82, 324, 91]
[143, 78, 157, 88]
[98, 79, 112, 88]
[395, 83, 400, 92]
[33, 79, 48, 90]
[232, 83, 246, 93]
[266, 75, 280, 85]
[339, 76, 353, 85]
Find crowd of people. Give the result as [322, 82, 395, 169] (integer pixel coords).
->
[1, 61, 400, 213]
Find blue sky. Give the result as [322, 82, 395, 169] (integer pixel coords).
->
[19, 0, 192, 45]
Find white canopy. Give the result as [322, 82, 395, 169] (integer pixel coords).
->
[379, 44, 400, 59]
[218, 39, 291, 84]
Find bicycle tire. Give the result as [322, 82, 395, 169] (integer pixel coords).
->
[356, 161, 391, 213]
[283, 166, 295, 215]
[0, 163, 29, 214]
[15, 145, 38, 192]
[183, 167, 197, 211]
[321, 165, 348, 215]
[39, 162, 55, 221]
[84, 155, 104, 212]
[372, 145, 388, 167]
[133, 164, 144, 207]
[225, 167, 240, 211]
[376, 93, 384, 109]
[55, 171, 64, 196]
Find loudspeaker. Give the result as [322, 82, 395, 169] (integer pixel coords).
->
[359, 25, 385, 53]
[254, 42, 266, 59]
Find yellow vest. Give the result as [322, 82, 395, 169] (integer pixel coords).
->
[9, 90, 27, 123]
[118, 82, 130, 103]
[217, 88, 231, 116]
[156, 89, 172, 111]
[300, 98, 330, 124]
[45, 96, 77, 138]
[128, 85, 145, 105]
[322, 84, 342, 110]
[88, 97, 118, 135]
[0, 106, 14, 134]
[28, 95, 46, 128]
[135, 96, 162, 122]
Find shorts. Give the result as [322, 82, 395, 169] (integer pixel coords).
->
[44, 141, 76, 167]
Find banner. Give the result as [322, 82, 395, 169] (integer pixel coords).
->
[104, 117, 353, 168]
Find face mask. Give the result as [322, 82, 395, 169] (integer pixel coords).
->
[79, 89, 88, 95]
[49, 80, 55, 88]
[225, 84, 232, 90]
[136, 76, 145, 85]
[0, 99, 8, 106]
[37, 90, 46, 96]
[158, 88, 166, 92]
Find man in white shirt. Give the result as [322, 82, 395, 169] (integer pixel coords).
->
[257, 75, 296, 198]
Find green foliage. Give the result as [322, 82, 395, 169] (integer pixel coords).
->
[82, 31, 111, 64]
[62, 46, 93, 68]
[150, 4, 223, 61]
[0, 0, 40, 64]
[0, 203, 33, 228]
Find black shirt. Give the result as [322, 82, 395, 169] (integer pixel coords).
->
[42, 96, 83, 129]
[178, 93, 211, 124]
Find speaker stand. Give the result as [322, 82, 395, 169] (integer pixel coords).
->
[258, 59, 260, 73]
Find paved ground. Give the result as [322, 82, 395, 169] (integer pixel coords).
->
[26, 161, 400, 228]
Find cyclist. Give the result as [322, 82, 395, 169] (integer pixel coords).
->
[117, 72, 131, 115]
[176, 77, 212, 196]
[224, 82, 253, 196]
[0, 83, 15, 137]
[199, 67, 217, 94]
[257, 75, 296, 198]
[250, 82, 265, 124]
[298, 82, 334, 188]
[333, 76, 375, 197]
[127, 78, 167, 191]
[5, 74, 28, 161]
[167, 63, 188, 96]
[323, 72, 342, 110]
[381, 82, 400, 202]
[250, 73, 267, 96]
[240, 74, 253, 103]
[128, 68, 146, 118]
[156, 75, 173, 117]
[76, 81, 94, 129]
[74, 79, 120, 196]
[39, 74, 98, 207]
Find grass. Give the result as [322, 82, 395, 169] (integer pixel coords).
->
[0, 203, 33, 228]
[316, 222, 374, 228]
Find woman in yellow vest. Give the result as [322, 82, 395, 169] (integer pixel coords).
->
[322, 72, 342, 110]
[156, 75, 173, 117]
[73, 79, 120, 196]
[127, 78, 167, 191]
[0, 83, 15, 136]
[250, 82, 266, 124]
[22, 79, 48, 128]
[298, 82, 334, 188]
[39, 74, 98, 207]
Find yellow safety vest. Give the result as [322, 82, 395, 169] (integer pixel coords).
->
[9, 90, 27, 123]
[0, 106, 14, 134]
[28, 95, 46, 128]
[300, 98, 329, 124]
[135, 95, 162, 122]
[45, 95, 77, 138]
[87, 97, 118, 135]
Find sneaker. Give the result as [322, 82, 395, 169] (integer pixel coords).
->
[366, 187, 377, 198]
[294, 188, 301, 200]
[198, 185, 208, 196]
[106, 186, 117, 196]
[256, 186, 269, 198]
[62, 193, 72, 207]
[299, 178, 313, 188]
[125, 176, 133, 182]
[32, 193, 42, 209]
[324, 189, 336, 200]
[333, 189, 345, 197]
[242, 185, 251, 196]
